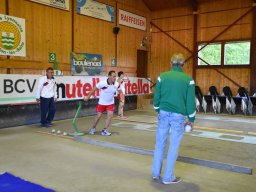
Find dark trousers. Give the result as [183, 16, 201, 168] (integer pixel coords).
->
[40, 97, 56, 125]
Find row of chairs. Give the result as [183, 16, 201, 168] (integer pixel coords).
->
[195, 86, 256, 115]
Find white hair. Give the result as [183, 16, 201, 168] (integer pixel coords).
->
[171, 53, 185, 65]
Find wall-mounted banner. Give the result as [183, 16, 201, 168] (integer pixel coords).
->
[119, 9, 146, 31]
[0, 14, 26, 56]
[29, 0, 70, 11]
[0, 75, 151, 105]
[71, 52, 103, 76]
[76, 0, 114, 22]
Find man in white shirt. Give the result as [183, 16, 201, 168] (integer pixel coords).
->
[36, 67, 57, 127]
[84, 70, 122, 136]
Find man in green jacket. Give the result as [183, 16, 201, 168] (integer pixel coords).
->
[152, 53, 196, 184]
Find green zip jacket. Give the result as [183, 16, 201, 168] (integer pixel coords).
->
[153, 66, 196, 122]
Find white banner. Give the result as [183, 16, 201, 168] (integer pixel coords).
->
[0, 75, 151, 105]
[119, 9, 146, 31]
[29, 0, 70, 10]
[0, 14, 26, 56]
[77, 0, 114, 22]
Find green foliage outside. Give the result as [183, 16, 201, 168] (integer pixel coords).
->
[224, 42, 250, 65]
[198, 44, 221, 65]
[198, 41, 250, 66]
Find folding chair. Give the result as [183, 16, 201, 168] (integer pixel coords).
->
[237, 87, 253, 115]
[222, 86, 236, 114]
[195, 86, 204, 112]
[209, 86, 221, 114]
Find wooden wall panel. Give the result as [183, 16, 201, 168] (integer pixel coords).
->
[74, 0, 150, 76]
[151, 31, 193, 79]
[148, 0, 253, 94]
[10, 68, 71, 75]
[0, 0, 72, 72]
[117, 2, 150, 76]
[198, 7, 252, 41]
[199, 0, 252, 13]
[15, 0, 72, 64]
[0, 68, 6, 74]
[150, 7, 194, 81]
[0, 0, 151, 77]
[0, 0, 6, 13]
[0, 59, 70, 70]
[77, 0, 151, 77]
[10, 69, 43, 74]
[196, 0, 252, 93]
[73, 8, 116, 75]
[199, 24, 251, 42]
[196, 68, 250, 95]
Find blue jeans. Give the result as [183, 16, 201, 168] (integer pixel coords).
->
[152, 110, 185, 182]
[40, 97, 56, 125]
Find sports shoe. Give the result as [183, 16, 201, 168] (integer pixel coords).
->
[152, 176, 161, 183]
[89, 127, 96, 135]
[40, 124, 49, 128]
[47, 122, 53, 127]
[101, 129, 111, 136]
[118, 115, 128, 118]
[162, 177, 182, 184]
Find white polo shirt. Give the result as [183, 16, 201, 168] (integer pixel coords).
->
[36, 76, 57, 99]
[118, 81, 125, 94]
[96, 79, 119, 105]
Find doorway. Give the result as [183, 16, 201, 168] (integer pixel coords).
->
[137, 50, 148, 78]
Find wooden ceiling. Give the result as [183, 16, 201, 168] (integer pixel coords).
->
[142, 0, 206, 11]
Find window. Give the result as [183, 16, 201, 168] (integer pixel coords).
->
[197, 40, 251, 66]
[198, 43, 221, 66]
[224, 41, 250, 65]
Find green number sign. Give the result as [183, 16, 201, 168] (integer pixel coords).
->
[49, 53, 56, 62]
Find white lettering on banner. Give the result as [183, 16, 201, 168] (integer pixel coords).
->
[0, 75, 151, 105]
[119, 9, 146, 31]
[73, 58, 102, 67]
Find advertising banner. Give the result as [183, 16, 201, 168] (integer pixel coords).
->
[119, 9, 146, 31]
[76, 0, 114, 22]
[29, 0, 70, 11]
[0, 75, 151, 105]
[0, 14, 26, 56]
[71, 52, 103, 76]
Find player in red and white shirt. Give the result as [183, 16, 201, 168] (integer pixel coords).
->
[84, 70, 122, 136]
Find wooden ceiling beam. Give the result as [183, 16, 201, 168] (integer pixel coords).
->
[141, 0, 200, 11]
[142, 0, 153, 11]
[190, 0, 198, 11]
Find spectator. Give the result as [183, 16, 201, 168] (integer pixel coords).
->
[152, 53, 196, 184]
[36, 67, 57, 127]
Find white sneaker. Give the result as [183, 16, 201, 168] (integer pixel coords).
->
[89, 127, 96, 135]
[101, 129, 111, 136]
[162, 177, 182, 184]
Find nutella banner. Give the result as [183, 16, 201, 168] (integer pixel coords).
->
[119, 9, 146, 31]
[0, 75, 151, 105]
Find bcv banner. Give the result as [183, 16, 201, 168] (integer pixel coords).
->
[0, 75, 151, 105]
